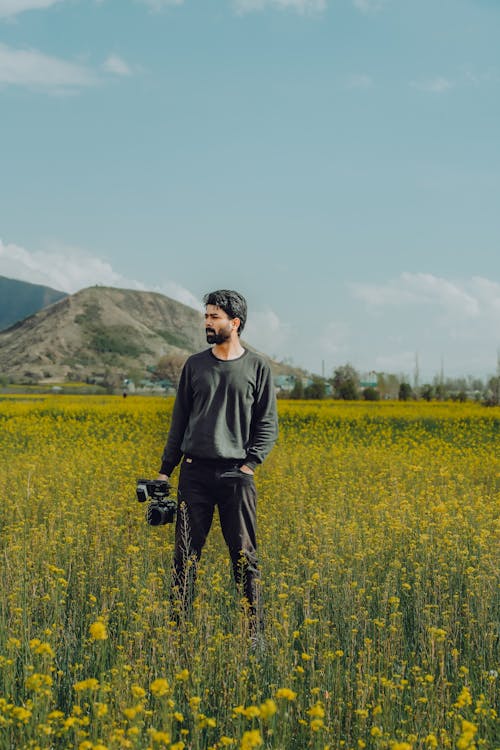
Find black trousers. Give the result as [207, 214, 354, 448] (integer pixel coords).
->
[172, 457, 261, 625]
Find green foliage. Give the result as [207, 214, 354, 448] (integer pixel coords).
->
[363, 386, 380, 401]
[421, 384, 434, 402]
[304, 377, 328, 399]
[331, 364, 360, 400]
[289, 378, 305, 399]
[398, 382, 413, 401]
[89, 328, 144, 357]
[155, 329, 192, 350]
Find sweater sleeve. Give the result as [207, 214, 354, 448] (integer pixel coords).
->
[159, 361, 192, 476]
[244, 361, 278, 471]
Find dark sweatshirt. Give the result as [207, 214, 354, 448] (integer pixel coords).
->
[160, 348, 278, 476]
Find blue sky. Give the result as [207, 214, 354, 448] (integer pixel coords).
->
[1, 0, 499, 381]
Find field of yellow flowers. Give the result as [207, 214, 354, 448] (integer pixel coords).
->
[0, 396, 498, 750]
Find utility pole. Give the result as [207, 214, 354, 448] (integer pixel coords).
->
[413, 352, 420, 393]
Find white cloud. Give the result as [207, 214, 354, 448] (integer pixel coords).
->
[0, 238, 199, 310]
[233, 0, 326, 14]
[346, 273, 500, 378]
[350, 273, 487, 320]
[0, 43, 98, 91]
[244, 308, 291, 359]
[0, 0, 64, 18]
[411, 76, 454, 94]
[103, 54, 132, 76]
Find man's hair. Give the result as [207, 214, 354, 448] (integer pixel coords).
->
[203, 290, 247, 335]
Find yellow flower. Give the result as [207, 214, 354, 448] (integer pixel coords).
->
[310, 718, 325, 732]
[454, 686, 473, 708]
[275, 688, 297, 701]
[307, 701, 325, 719]
[242, 705, 261, 719]
[259, 699, 277, 721]
[12, 706, 32, 723]
[73, 678, 100, 692]
[89, 621, 108, 641]
[96, 702, 108, 717]
[175, 668, 190, 681]
[149, 729, 171, 744]
[240, 729, 263, 750]
[150, 678, 170, 697]
[25, 673, 53, 692]
[131, 685, 146, 699]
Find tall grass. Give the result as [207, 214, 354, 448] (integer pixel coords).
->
[0, 397, 498, 749]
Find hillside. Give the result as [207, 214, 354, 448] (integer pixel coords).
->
[0, 285, 206, 384]
[0, 275, 67, 331]
[0, 285, 299, 386]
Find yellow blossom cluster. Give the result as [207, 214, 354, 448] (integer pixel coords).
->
[0, 395, 498, 749]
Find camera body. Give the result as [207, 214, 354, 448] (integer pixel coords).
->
[136, 478, 177, 526]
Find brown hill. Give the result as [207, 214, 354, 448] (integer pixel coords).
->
[0, 286, 206, 385]
[0, 285, 301, 386]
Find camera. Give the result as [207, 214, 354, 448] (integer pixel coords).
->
[136, 478, 177, 526]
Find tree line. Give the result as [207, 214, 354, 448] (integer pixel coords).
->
[282, 364, 500, 406]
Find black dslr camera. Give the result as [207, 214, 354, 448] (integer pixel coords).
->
[136, 478, 177, 526]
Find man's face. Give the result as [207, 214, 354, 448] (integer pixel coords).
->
[205, 304, 237, 345]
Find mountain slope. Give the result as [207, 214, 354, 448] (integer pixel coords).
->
[0, 285, 206, 383]
[0, 275, 67, 331]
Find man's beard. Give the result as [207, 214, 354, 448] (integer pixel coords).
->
[206, 326, 232, 345]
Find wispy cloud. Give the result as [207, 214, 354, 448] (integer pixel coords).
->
[318, 320, 350, 357]
[344, 73, 373, 89]
[411, 76, 454, 94]
[137, 0, 185, 11]
[350, 272, 499, 323]
[352, 0, 387, 14]
[0, 43, 98, 91]
[102, 54, 132, 76]
[233, 0, 326, 15]
[0, 238, 200, 310]
[348, 273, 500, 377]
[244, 308, 292, 359]
[0, 0, 64, 19]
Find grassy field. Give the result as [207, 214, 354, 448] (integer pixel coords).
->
[0, 396, 498, 750]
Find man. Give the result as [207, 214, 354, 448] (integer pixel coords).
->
[158, 289, 278, 635]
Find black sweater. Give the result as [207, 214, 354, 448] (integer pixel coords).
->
[160, 348, 278, 476]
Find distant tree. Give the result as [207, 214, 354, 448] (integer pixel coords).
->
[398, 382, 413, 401]
[363, 386, 380, 401]
[304, 377, 327, 400]
[483, 375, 500, 406]
[125, 368, 145, 388]
[101, 369, 122, 394]
[376, 373, 400, 400]
[289, 378, 305, 399]
[154, 353, 188, 388]
[361, 386, 380, 401]
[420, 384, 434, 402]
[331, 364, 359, 400]
[434, 382, 446, 401]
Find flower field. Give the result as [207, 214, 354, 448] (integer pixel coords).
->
[0, 396, 498, 750]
